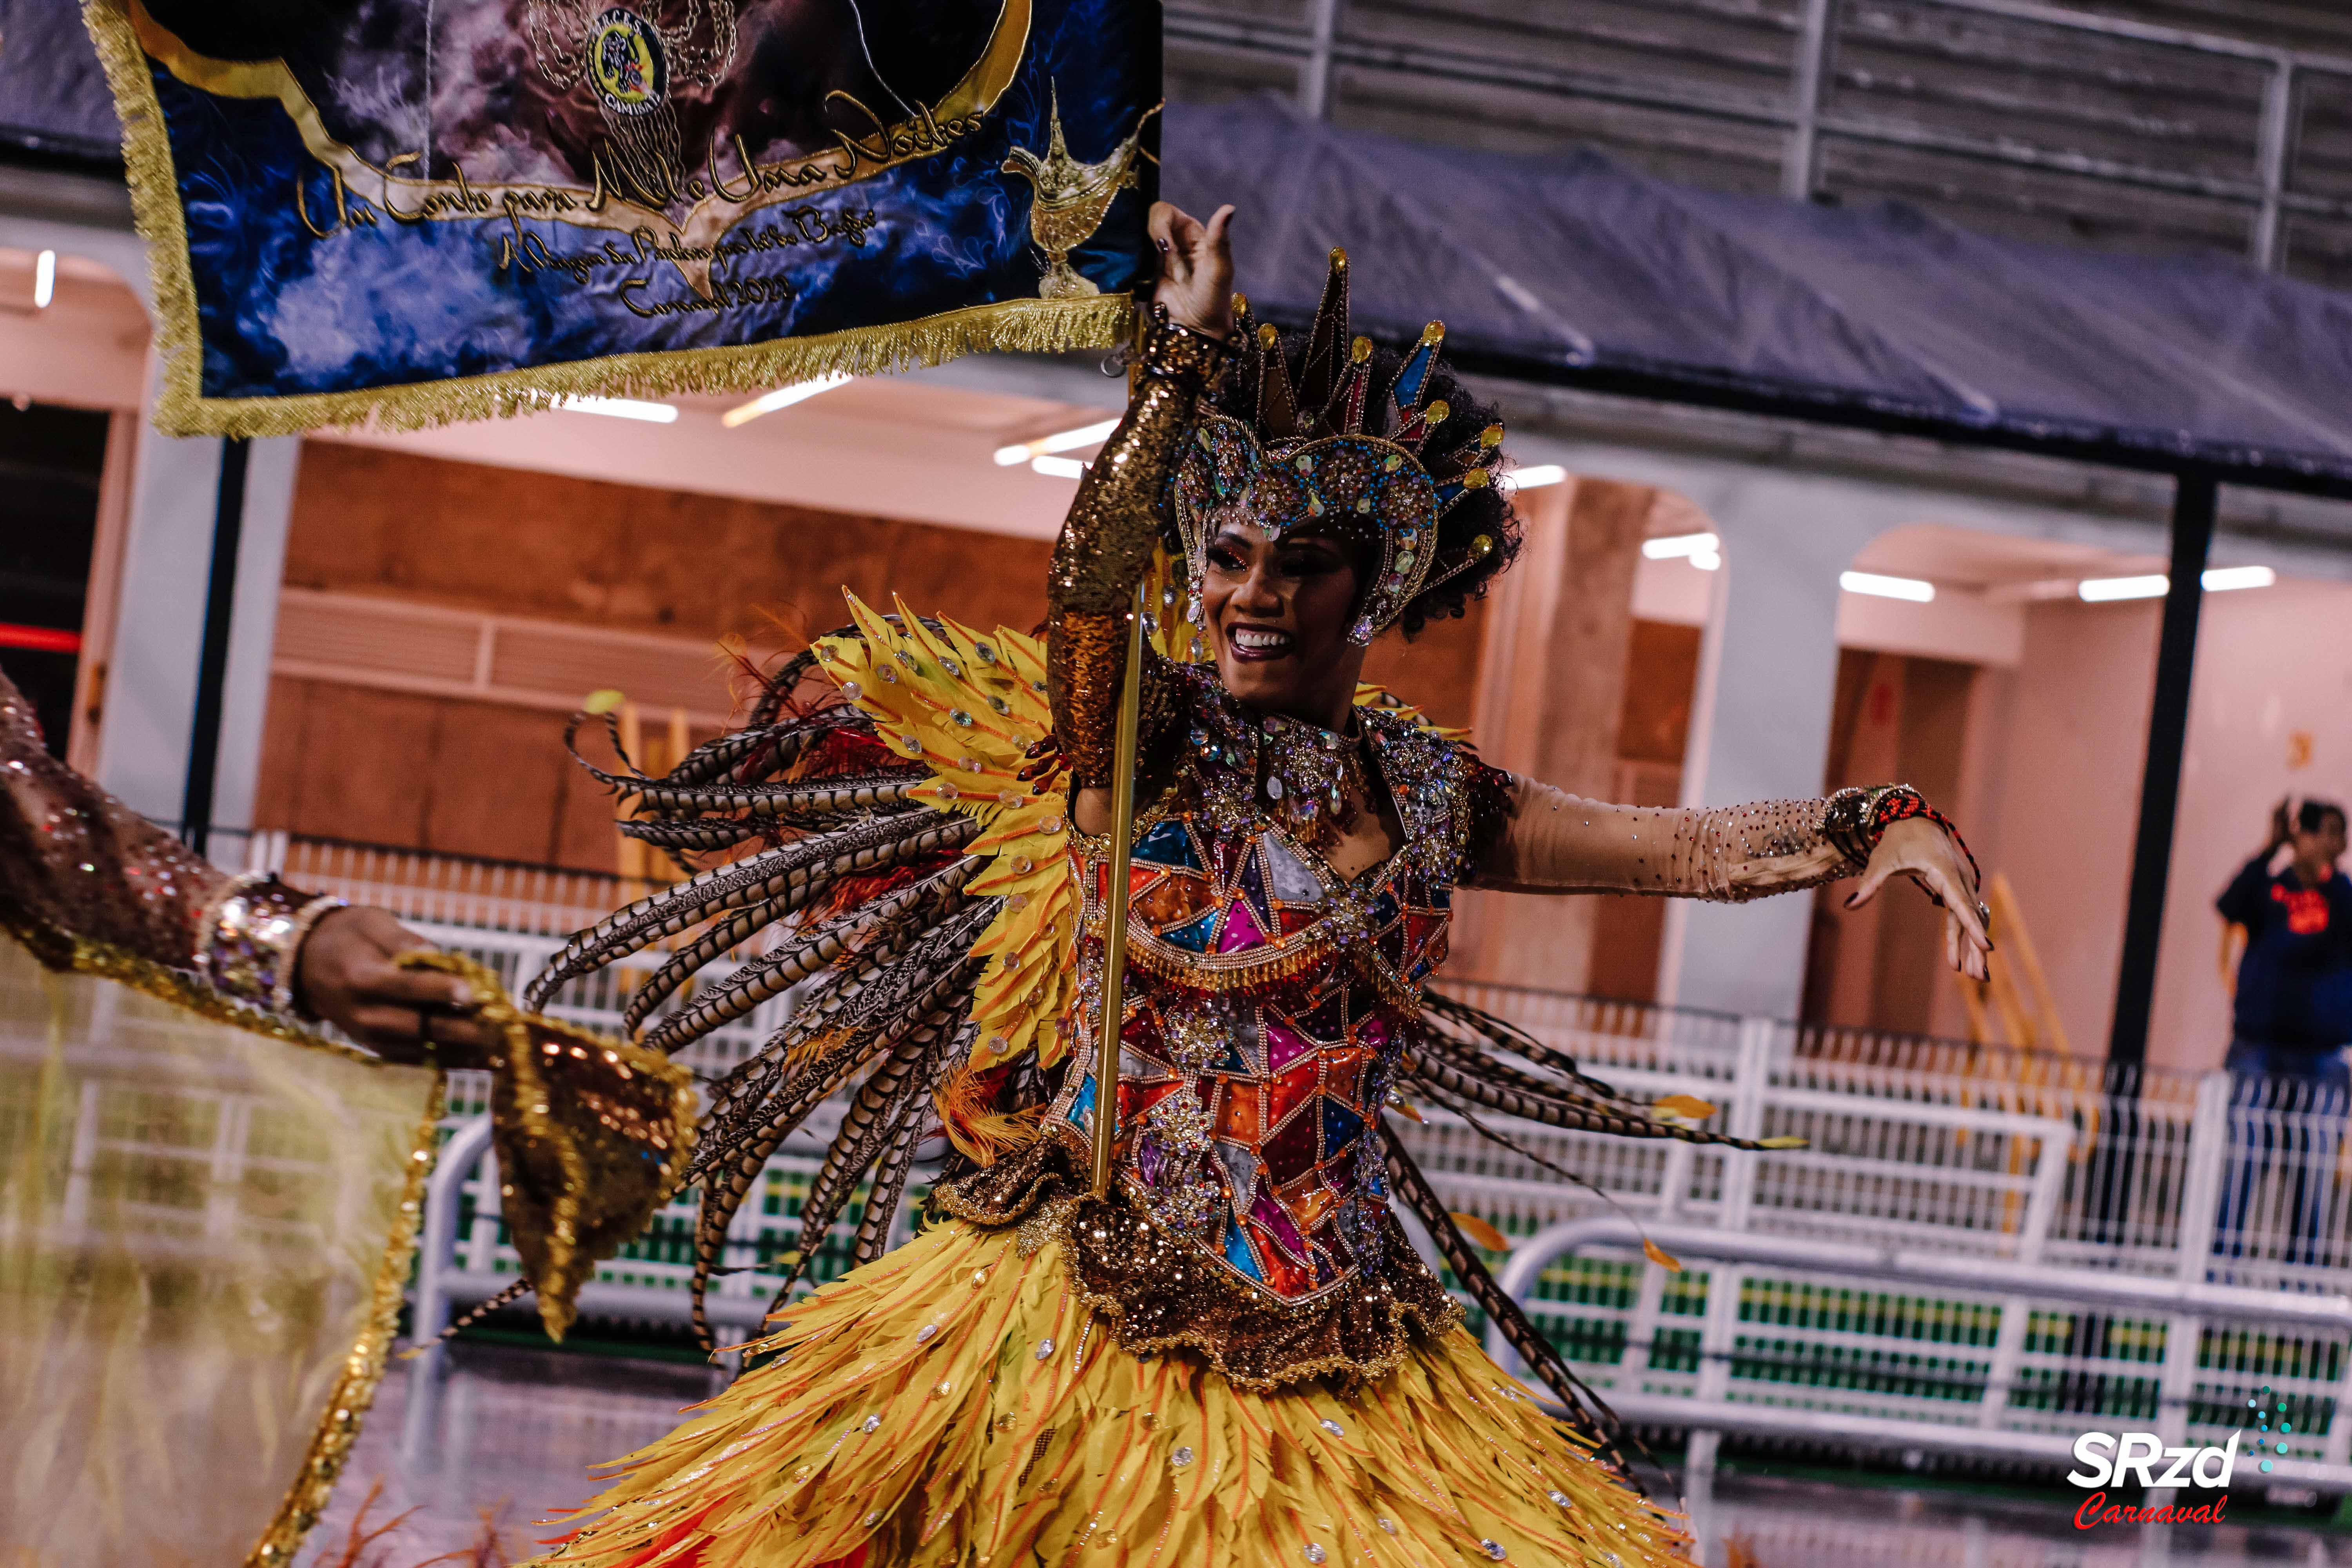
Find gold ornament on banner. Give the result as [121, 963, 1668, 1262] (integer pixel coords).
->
[1003, 86, 1159, 300]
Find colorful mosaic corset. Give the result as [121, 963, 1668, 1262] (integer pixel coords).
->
[1050, 672, 1494, 1303]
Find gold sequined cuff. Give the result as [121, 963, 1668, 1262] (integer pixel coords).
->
[194, 871, 345, 1014]
[1135, 311, 1233, 391]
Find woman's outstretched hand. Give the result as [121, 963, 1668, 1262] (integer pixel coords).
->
[1148, 200, 1236, 341]
[1845, 817, 1993, 981]
[296, 905, 499, 1066]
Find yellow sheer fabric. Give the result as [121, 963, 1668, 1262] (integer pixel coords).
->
[0, 936, 439, 1568]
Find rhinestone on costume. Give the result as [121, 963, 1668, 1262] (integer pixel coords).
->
[1481, 1542, 1507, 1561]
[916, 1324, 938, 1344]
[1548, 1491, 1571, 1508]
[976, 643, 998, 664]
[1318, 1418, 1344, 1437]
[841, 681, 861, 699]
[952, 710, 974, 726]
[862, 1415, 882, 1432]
[864, 1512, 880, 1526]
[1170, 1446, 1195, 1468]
[1035, 1337, 1055, 1360]
[1377, 1519, 1397, 1535]
[1303, 1546, 1326, 1564]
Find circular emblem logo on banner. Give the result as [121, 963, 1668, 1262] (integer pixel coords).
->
[588, 8, 668, 117]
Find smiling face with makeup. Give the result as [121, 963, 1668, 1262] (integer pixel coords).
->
[1200, 513, 1371, 731]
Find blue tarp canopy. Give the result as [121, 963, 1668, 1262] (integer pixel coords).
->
[1160, 100, 2352, 493]
[6, 16, 2349, 490]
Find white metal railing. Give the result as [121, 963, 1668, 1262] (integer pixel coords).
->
[219, 833, 2352, 1486]
[1486, 1218, 2352, 1492]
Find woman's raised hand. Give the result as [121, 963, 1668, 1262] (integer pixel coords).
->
[1844, 817, 1994, 981]
[1147, 200, 1236, 341]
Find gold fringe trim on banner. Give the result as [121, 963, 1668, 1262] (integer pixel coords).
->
[0, 918, 445, 1568]
[82, 0, 1136, 440]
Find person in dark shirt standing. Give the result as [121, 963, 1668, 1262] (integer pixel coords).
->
[2214, 798, 2352, 1269]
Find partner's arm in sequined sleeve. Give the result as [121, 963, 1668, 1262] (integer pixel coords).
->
[1470, 776, 1863, 900]
[1045, 315, 1228, 786]
[0, 669, 340, 1009]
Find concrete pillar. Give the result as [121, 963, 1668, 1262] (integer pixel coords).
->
[94, 364, 300, 836]
[1663, 476, 1886, 1017]
[0, 210, 300, 846]
[1506, 438, 1893, 1020]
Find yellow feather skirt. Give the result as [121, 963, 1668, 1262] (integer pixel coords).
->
[532, 1218, 1688, 1568]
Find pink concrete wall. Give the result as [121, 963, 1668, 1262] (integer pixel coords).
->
[1970, 575, 2352, 1073]
[2149, 577, 2352, 1072]
[1976, 597, 2160, 1062]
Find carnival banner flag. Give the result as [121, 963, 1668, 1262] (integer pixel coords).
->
[82, 0, 1158, 436]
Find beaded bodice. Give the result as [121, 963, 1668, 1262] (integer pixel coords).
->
[1051, 670, 1496, 1303]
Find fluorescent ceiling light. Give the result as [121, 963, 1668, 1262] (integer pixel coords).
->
[996, 416, 1120, 466]
[1841, 570, 1936, 603]
[1031, 454, 1088, 479]
[1642, 531, 1719, 561]
[2202, 564, 2275, 592]
[31, 250, 53, 310]
[722, 372, 852, 428]
[2078, 573, 2169, 603]
[1511, 464, 1567, 488]
[557, 395, 678, 424]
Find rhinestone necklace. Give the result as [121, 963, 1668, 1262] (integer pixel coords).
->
[1255, 710, 1369, 851]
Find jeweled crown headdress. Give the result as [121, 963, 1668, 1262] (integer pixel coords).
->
[1173, 248, 1506, 645]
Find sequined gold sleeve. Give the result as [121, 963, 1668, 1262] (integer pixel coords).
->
[1045, 314, 1229, 786]
[0, 668, 344, 1012]
[0, 668, 229, 965]
[1472, 776, 1862, 900]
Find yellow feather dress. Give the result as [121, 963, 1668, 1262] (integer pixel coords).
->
[527, 592, 1690, 1568]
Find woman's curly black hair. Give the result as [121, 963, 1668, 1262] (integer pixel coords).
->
[1172, 327, 1526, 641]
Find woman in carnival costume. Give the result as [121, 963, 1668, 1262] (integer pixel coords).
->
[506, 202, 1989, 1566]
[0, 201, 1989, 1566]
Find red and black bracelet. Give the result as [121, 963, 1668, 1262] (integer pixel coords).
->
[1822, 784, 1981, 887]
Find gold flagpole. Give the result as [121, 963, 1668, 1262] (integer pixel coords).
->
[1091, 583, 1147, 1196]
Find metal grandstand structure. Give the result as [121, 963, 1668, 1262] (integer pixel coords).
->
[1166, 0, 2352, 290]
